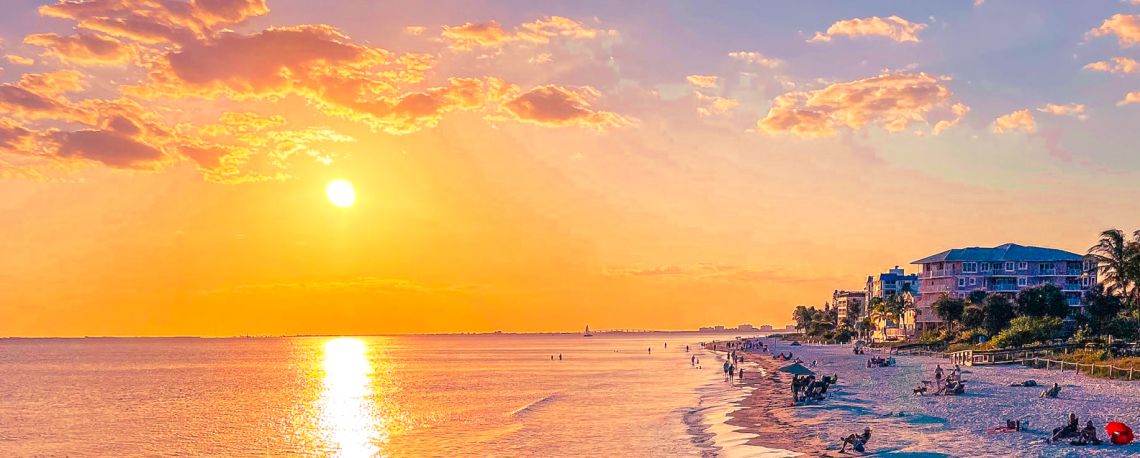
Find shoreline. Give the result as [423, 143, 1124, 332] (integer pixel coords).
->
[714, 337, 1140, 457]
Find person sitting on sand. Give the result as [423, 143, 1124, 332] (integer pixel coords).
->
[988, 419, 1022, 433]
[1041, 382, 1061, 398]
[1071, 421, 1103, 446]
[1051, 413, 1080, 443]
[840, 427, 872, 453]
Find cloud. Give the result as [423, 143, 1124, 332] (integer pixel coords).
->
[0, 121, 35, 152]
[686, 75, 719, 88]
[24, 32, 134, 66]
[809, 16, 927, 43]
[127, 25, 497, 134]
[4, 3, 633, 180]
[441, 16, 614, 51]
[404, 26, 427, 35]
[695, 92, 739, 117]
[1119, 91, 1140, 106]
[991, 109, 1037, 133]
[604, 263, 833, 284]
[1087, 14, 1140, 47]
[49, 129, 167, 169]
[38, 0, 269, 45]
[728, 51, 782, 68]
[932, 102, 969, 135]
[757, 72, 962, 137]
[441, 20, 513, 50]
[1037, 103, 1087, 119]
[1084, 56, 1139, 74]
[0, 72, 90, 122]
[19, 69, 88, 96]
[4, 54, 34, 65]
[498, 85, 631, 129]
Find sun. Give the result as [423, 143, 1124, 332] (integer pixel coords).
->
[326, 179, 356, 208]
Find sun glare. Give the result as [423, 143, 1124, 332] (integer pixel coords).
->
[326, 180, 356, 208]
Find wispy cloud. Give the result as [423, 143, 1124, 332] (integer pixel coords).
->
[991, 109, 1037, 133]
[1086, 14, 1140, 47]
[809, 16, 927, 43]
[757, 72, 963, 137]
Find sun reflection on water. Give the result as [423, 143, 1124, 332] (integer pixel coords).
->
[319, 337, 384, 457]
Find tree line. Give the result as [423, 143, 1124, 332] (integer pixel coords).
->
[789, 229, 1140, 349]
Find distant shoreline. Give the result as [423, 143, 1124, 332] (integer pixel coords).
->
[0, 330, 777, 340]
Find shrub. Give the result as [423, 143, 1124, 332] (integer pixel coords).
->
[953, 328, 987, 344]
[918, 330, 952, 346]
[989, 316, 1062, 349]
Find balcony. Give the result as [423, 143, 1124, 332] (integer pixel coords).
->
[921, 269, 954, 278]
[991, 284, 1020, 292]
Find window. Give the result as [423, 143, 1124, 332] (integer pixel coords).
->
[1081, 277, 1090, 287]
[958, 278, 966, 288]
[1018, 262, 1028, 270]
[969, 277, 977, 286]
[980, 262, 990, 271]
[963, 262, 977, 273]
[1005, 262, 1016, 271]
[1017, 277, 1027, 287]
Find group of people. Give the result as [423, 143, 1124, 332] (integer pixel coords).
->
[1051, 413, 1103, 445]
[791, 374, 836, 403]
[866, 356, 894, 367]
[773, 352, 795, 361]
[722, 359, 744, 382]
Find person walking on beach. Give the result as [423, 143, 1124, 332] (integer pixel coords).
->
[935, 364, 944, 382]
[738, 367, 744, 381]
[691, 355, 696, 366]
[723, 360, 731, 380]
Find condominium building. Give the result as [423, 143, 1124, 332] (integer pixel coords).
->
[864, 266, 920, 319]
[911, 243, 1098, 333]
[832, 290, 866, 325]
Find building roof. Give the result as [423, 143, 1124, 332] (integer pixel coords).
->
[877, 272, 918, 282]
[911, 243, 1085, 264]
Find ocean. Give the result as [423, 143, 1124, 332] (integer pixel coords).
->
[0, 333, 765, 457]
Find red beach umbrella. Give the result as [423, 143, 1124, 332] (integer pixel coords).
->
[1106, 422, 1134, 445]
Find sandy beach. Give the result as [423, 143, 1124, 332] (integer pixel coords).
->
[713, 338, 1140, 457]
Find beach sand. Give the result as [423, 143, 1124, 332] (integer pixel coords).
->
[717, 338, 1140, 457]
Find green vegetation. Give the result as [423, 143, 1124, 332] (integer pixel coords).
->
[791, 228, 1140, 351]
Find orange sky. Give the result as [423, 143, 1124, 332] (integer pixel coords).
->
[1, 0, 1139, 336]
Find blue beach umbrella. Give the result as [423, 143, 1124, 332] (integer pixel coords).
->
[778, 362, 815, 376]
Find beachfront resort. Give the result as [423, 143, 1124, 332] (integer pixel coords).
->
[740, 229, 1140, 453]
[797, 230, 1140, 354]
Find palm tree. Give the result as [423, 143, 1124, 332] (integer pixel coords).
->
[1089, 229, 1140, 306]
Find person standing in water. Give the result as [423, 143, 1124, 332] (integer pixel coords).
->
[558, 353, 562, 361]
[648, 347, 652, 354]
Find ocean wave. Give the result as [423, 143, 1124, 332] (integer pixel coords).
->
[509, 393, 561, 417]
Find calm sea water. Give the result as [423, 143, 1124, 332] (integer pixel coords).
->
[0, 334, 748, 457]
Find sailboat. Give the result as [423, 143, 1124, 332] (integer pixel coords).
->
[583, 324, 593, 337]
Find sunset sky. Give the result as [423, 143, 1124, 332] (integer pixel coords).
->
[2, 0, 1139, 336]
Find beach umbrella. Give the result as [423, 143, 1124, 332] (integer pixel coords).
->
[778, 362, 815, 376]
[1106, 422, 1134, 445]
